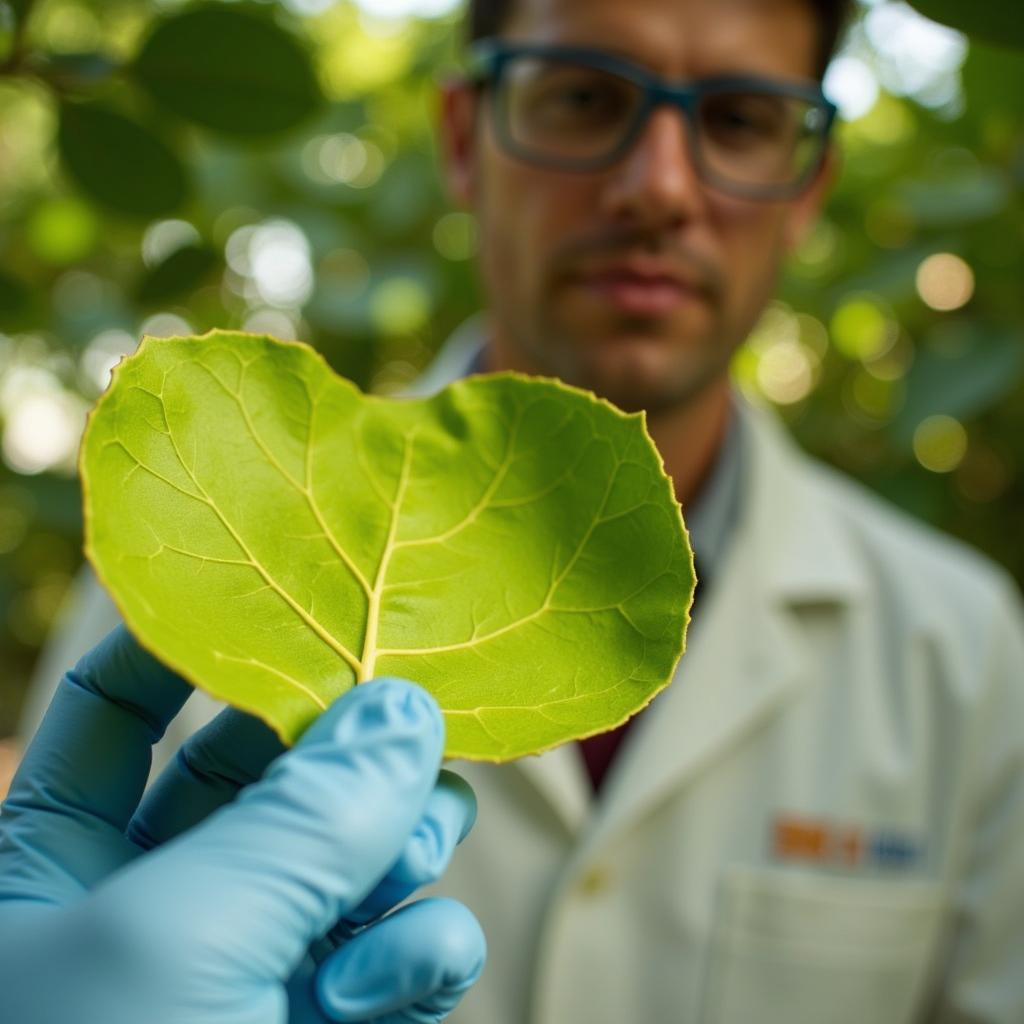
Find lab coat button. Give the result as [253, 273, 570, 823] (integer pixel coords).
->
[577, 865, 613, 897]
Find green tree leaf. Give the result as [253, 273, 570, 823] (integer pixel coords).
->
[132, 4, 323, 137]
[57, 102, 188, 218]
[80, 330, 693, 761]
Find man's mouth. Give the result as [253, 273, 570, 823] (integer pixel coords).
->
[574, 270, 707, 317]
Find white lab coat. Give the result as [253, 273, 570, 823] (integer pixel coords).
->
[19, 329, 1024, 1024]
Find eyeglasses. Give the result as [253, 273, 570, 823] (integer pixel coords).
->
[467, 41, 838, 201]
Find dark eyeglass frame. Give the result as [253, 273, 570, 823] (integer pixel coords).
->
[466, 40, 839, 201]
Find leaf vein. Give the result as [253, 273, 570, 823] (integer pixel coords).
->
[392, 407, 524, 551]
[156, 403, 362, 676]
[192, 359, 373, 598]
[361, 429, 417, 680]
[376, 455, 626, 659]
[211, 651, 328, 711]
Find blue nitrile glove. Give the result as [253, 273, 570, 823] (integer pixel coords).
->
[0, 625, 485, 1024]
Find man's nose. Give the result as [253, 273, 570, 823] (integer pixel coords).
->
[600, 105, 707, 229]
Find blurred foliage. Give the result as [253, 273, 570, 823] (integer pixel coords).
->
[0, 0, 1021, 737]
[907, 0, 1024, 49]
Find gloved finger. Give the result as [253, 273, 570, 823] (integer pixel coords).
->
[310, 770, 476, 962]
[337, 770, 476, 929]
[100, 677, 444, 981]
[0, 624, 191, 904]
[127, 704, 285, 850]
[130, 708, 474, 933]
[315, 898, 485, 1023]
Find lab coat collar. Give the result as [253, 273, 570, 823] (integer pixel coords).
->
[581, 398, 871, 848]
[740, 398, 868, 604]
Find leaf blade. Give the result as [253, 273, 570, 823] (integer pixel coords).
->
[132, 4, 324, 137]
[82, 330, 693, 761]
[57, 102, 188, 218]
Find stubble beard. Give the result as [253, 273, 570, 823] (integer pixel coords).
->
[503, 301, 738, 417]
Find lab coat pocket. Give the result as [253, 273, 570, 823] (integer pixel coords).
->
[701, 866, 946, 1024]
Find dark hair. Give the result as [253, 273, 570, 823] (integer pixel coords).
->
[467, 0, 853, 79]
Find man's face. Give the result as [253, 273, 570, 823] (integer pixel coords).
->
[441, 0, 832, 414]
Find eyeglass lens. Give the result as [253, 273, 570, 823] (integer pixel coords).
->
[499, 56, 827, 191]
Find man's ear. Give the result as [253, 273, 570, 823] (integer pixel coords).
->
[783, 141, 841, 251]
[437, 78, 480, 208]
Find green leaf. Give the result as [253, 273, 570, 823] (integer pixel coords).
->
[136, 243, 220, 306]
[132, 5, 323, 137]
[57, 102, 188, 218]
[80, 330, 692, 762]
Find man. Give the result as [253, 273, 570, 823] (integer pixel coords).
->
[18, 0, 1024, 1021]
[424, 1, 1024, 1021]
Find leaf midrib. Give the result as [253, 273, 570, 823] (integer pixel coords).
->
[360, 430, 415, 681]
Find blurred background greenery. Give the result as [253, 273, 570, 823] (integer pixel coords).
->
[0, 0, 1021, 746]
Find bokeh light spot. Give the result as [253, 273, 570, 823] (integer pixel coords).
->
[303, 133, 386, 188]
[227, 220, 314, 309]
[756, 340, 815, 405]
[830, 297, 895, 362]
[744, 303, 821, 405]
[824, 55, 879, 120]
[916, 253, 975, 311]
[349, 0, 461, 16]
[319, 11, 414, 98]
[792, 219, 843, 277]
[846, 93, 916, 146]
[862, 2, 966, 112]
[433, 212, 478, 261]
[243, 308, 301, 340]
[26, 197, 100, 264]
[80, 329, 137, 395]
[370, 277, 431, 335]
[140, 313, 193, 338]
[913, 415, 968, 473]
[142, 219, 200, 268]
[1, 384, 87, 476]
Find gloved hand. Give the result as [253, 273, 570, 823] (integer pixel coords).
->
[0, 624, 485, 1024]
